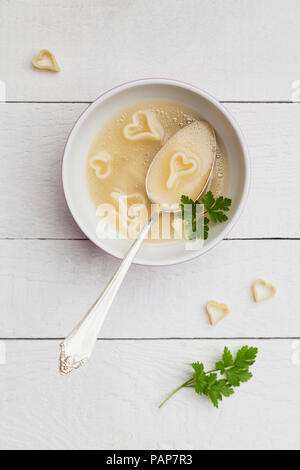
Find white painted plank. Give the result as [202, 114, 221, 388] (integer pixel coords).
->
[0, 239, 298, 338]
[226, 103, 300, 239]
[0, 339, 299, 450]
[0, 102, 299, 239]
[0, 103, 84, 239]
[0, 0, 299, 102]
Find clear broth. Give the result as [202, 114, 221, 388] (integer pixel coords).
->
[86, 100, 229, 241]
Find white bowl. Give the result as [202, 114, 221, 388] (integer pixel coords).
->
[62, 78, 250, 266]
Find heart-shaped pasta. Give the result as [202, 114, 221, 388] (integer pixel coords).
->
[32, 49, 60, 72]
[206, 300, 230, 326]
[167, 152, 198, 189]
[146, 121, 215, 207]
[90, 152, 112, 179]
[111, 191, 146, 218]
[252, 279, 276, 302]
[110, 191, 147, 239]
[123, 110, 164, 141]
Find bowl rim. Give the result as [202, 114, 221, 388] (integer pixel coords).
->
[62, 77, 250, 266]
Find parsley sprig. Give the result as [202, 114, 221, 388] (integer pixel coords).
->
[180, 191, 232, 240]
[159, 346, 258, 408]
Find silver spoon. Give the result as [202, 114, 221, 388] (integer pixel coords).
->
[59, 125, 216, 375]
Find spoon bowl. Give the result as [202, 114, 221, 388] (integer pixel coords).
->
[146, 120, 217, 212]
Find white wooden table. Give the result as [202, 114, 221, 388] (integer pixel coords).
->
[0, 0, 300, 450]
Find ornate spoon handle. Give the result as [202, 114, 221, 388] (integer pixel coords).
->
[59, 213, 158, 375]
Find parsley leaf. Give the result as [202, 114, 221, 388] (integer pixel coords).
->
[180, 191, 232, 240]
[192, 362, 207, 394]
[180, 194, 195, 209]
[159, 346, 258, 409]
[208, 379, 234, 408]
[215, 346, 234, 374]
[235, 346, 258, 368]
[217, 346, 257, 387]
[201, 191, 232, 223]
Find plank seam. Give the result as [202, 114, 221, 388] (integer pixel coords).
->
[0, 337, 298, 341]
[0, 238, 299, 241]
[3, 101, 300, 105]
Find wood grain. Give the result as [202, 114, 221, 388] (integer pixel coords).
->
[1, 0, 299, 451]
[0, 0, 299, 102]
[0, 339, 299, 450]
[0, 103, 83, 239]
[0, 239, 298, 338]
[0, 103, 299, 239]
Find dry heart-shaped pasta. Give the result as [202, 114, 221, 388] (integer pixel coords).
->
[90, 152, 112, 179]
[123, 110, 164, 141]
[32, 49, 60, 72]
[167, 151, 198, 189]
[206, 300, 230, 326]
[252, 279, 276, 302]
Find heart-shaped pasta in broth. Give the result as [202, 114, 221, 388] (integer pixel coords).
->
[86, 100, 229, 242]
[123, 110, 164, 141]
[146, 121, 216, 207]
